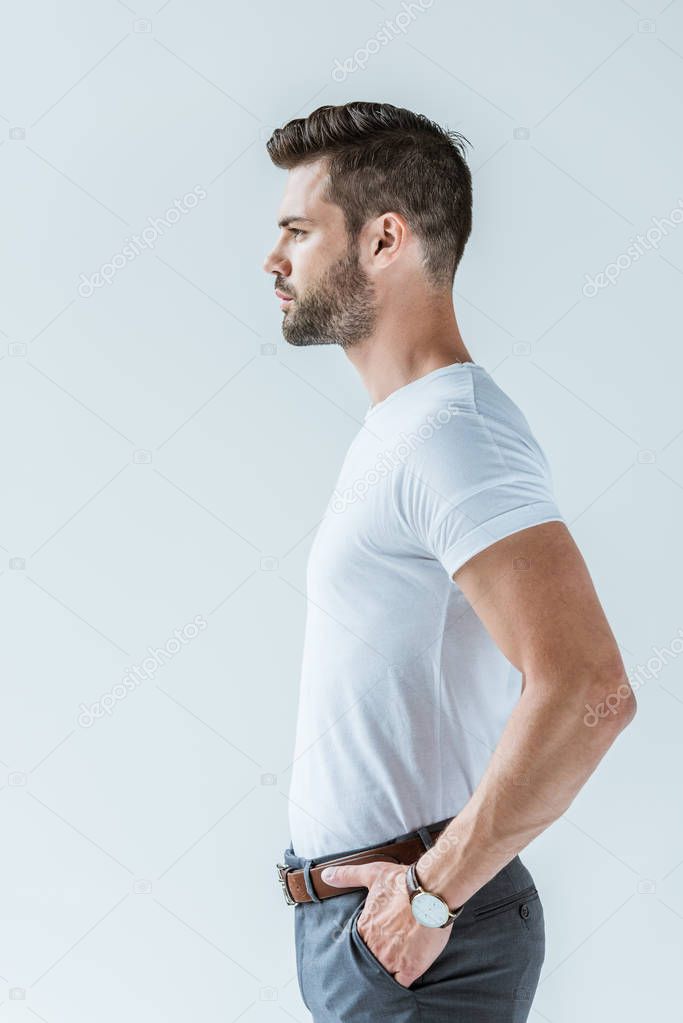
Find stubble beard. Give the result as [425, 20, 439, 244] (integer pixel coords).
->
[281, 243, 377, 350]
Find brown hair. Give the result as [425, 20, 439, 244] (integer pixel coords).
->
[266, 101, 473, 290]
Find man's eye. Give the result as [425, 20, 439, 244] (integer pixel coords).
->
[289, 228, 305, 238]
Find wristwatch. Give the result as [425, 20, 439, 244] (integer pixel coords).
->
[405, 861, 466, 928]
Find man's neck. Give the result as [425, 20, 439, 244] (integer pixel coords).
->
[345, 298, 473, 407]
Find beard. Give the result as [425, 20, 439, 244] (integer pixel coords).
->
[279, 241, 377, 349]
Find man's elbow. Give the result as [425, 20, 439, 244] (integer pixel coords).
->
[581, 668, 638, 733]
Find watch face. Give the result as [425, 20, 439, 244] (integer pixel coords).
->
[410, 891, 449, 928]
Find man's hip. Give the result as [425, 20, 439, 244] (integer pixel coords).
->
[279, 818, 545, 1022]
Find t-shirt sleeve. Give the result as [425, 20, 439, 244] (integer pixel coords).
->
[398, 407, 566, 579]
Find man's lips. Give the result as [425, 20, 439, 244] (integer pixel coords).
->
[275, 289, 294, 302]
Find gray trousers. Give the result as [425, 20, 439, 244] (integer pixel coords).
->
[282, 818, 545, 1022]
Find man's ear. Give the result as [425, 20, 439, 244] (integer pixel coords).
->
[369, 213, 406, 264]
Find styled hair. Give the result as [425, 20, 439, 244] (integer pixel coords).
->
[266, 101, 473, 290]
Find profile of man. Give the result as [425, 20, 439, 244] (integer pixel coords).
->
[263, 101, 636, 1022]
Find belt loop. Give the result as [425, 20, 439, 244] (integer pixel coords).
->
[417, 826, 434, 851]
[303, 861, 322, 902]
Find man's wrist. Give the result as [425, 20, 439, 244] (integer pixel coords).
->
[415, 844, 468, 910]
[406, 861, 465, 927]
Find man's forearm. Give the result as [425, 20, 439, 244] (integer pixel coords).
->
[415, 671, 636, 908]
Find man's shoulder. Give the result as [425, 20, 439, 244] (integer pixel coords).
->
[394, 371, 552, 499]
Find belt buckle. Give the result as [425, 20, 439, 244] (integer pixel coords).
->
[276, 863, 296, 906]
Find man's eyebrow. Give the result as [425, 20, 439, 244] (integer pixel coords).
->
[277, 216, 314, 229]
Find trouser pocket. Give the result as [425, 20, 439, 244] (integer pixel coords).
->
[472, 884, 539, 920]
[348, 897, 417, 993]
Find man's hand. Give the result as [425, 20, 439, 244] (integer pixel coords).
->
[320, 860, 452, 987]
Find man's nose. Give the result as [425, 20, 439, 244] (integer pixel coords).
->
[263, 245, 290, 276]
[263, 249, 279, 273]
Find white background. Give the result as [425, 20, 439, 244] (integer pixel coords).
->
[1, 1, 682, 1020]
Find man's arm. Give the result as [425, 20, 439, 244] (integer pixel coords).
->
[415, 519, 637, 908]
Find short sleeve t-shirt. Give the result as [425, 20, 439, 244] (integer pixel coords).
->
[286, 362, 565, 860]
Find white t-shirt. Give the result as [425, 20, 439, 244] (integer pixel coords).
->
[287, 361, 565, 860]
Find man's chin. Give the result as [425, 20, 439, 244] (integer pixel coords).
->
[282, 325, 339, 348]
[283, 333, 335, 348]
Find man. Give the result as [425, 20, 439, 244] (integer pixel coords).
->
[263, 101, 636, 1022]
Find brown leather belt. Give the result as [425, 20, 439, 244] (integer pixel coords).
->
[277, 821, 452, 905]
